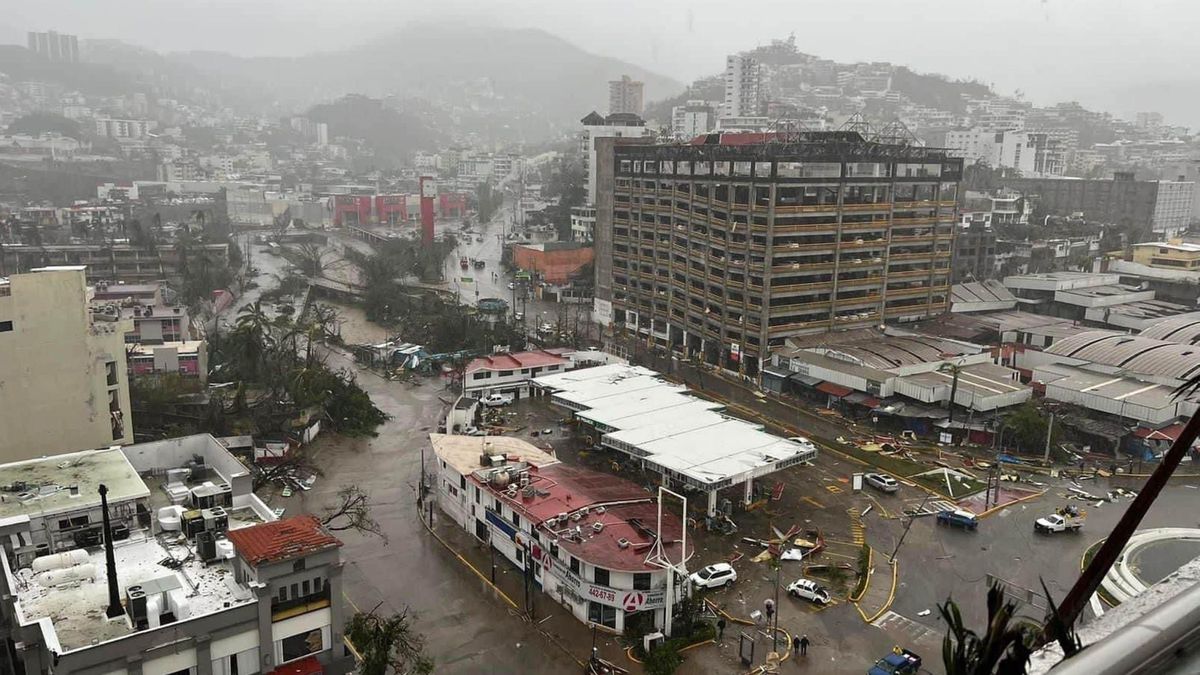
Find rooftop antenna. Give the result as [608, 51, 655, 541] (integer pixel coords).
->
[99, 484, 125, 619]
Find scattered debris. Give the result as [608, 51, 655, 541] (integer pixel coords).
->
[918, 609, 931, 617]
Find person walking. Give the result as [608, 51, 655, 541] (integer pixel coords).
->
[717, 617, 726, 641]
[792, 634, 802, 657]
[799, 634, 810, 657]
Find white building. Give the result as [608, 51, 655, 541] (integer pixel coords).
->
[463, 349, 573, 399]
[0, 267, 134, 463]
[570, 205, 597, 242]
[608, 75, 644, 116]
[94, 118, 156, 139]
[943, 127, 1036, 174]
[579, 111, 650, 205]
[667, 99, 710, 140]
[430, 434, 690, 633]
[316, 122, 329, 146]
[723, 54, 761, 118]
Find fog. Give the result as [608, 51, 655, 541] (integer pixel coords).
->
[7, 0, 1199, 122]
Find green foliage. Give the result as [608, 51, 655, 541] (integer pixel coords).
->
[643, 641, 683, 675]
[307, 94, 441, 168]
[851, 542, 871, 599]
[939, 583, 1034, 675]
[1003, 403, 1059, 454]
[176, 230, 236, 308]
[7, 112, 84, 140]
[475, 182, 503, 223]
[346, 607, 434, 675]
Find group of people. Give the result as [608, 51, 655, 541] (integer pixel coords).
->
[715, 617, 811, 660]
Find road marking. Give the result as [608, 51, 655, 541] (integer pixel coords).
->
[826, 484, 844, 493]
[802, 495, 825, 509]
[873, 610, 939, 644]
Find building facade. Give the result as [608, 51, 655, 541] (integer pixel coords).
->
[952, 221, 997, 283]
[723, 54, 761, 118]
[1152, 180, 1195, 239]
[943, 128, 1036, 174]
[27, 31, 79, 62]
[463, 349, 572, 399]
[1001, 174, 1159, 236]
[670, 101, 716, 141]
[0, 268, 134, 462]
[570, 205, 597, 242]
[430, 434, 689, 634]
[594, 131, 962, 376]
[1, 243, 230, 285]
[579, 112, 651, 206]
[608, 75, 644, 116]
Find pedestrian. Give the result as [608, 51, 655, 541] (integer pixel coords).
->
[792, 634, 801, 657]
[717, 617, 726, 641]
[800, 634, 810, 657]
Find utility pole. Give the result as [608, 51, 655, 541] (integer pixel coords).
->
[1043, 412, 1055, 465]
[890, 492, 932, 563]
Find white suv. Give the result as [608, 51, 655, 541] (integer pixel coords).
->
[786, 578, 831, 604]
[690, 563, 737, 590]
[865, 473, 900, 493]
[481, 393, 514, 407]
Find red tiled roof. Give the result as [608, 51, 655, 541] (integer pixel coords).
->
[816, 381, 854, 398]
[465, 349, 570, 374]
[1133, 423, 1185, 441]
[227, 515, 342, 567]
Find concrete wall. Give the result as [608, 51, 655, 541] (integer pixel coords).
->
[121, 434, 252, 505]
[0, 269, 133, 463]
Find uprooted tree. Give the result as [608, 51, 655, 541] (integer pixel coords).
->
[321, 485, 386, 542]
[346, 605, 434, 675]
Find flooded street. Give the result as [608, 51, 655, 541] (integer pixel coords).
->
[289, 308, 582, 674]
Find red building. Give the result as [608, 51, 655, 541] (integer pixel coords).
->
[332, 195, 372, 226]
[374, 194, 408, 225]
[439, 193, 467, 219]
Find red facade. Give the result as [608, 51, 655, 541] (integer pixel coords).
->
[332, 195, 372, 227]
[438, 193, 467, 218]
[374, 194, 408, 225]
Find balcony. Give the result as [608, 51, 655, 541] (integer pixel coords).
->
[272, 586, 332, 621]
[768, 318, 832, 335]
[771, 260, 835, 274]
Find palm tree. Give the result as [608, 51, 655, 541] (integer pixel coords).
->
[939, 583, 1034, 675]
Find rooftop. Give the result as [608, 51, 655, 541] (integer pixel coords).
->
[429, 434, 559, 477]
[13, 532, 254, 652]
[1045, 331, 1200, 381]
[1038, 364, 1190, 412]
[1139, 315, 1200, 345]
[225, 515, 342, 567]
[0, 448, 148, 522]
[951, 280, 1017, 309]
[465, 349, 572, 375]
[780, 330, 980, 371]
[1134, 241, 1200, 253]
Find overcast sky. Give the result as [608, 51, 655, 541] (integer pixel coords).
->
[7, 0, 1196, 123]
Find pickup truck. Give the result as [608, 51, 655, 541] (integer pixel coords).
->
[1035, 506, 1085, 534]
[868, 648, 921, 675]
[481, 393, 514, 407]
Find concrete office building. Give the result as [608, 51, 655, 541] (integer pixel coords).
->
[723, 54, 761, 118]
[1152, 181, 1195, 239]
[579, 111, 652, 206]
[0, 268, 134, 462]
[608, 75, 644, 116]
[1000, 173, 1191, 237]
[1, 243, 229, 285]
[593, 131, 962, 376]
[943, 128, 1036, 174]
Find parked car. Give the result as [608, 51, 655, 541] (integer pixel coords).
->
[481, 393, 514, 407]
[786, 578, 831, 604]
[788, 436, 817, 452]
[868, 648, 922, 675]
[864, 473, 900, 494]
[689, 563, 737, 590]
[936, 509, 979, 531]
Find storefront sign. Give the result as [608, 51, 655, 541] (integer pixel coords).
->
[540, 551, 667, 610]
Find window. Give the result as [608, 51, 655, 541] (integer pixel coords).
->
[0, 321, 12, 332]
[293, 559, 306, 573]
[278, 586, 288, 602]
[633, 573, 652, 590]
[593, 567, 610, 586]
[512, 511, 520, 528]
[280, 627, 327, 663]
[588, 601, 618, 628]
[460, 475, 466, 489]
[473, 372, 491, 380]
[570, 556, 580, 574]
[302, 580, 310, 596]
[475, 486, 481, 504]
[498, 370, 514, 377]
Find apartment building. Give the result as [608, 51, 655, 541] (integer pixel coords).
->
[1152, 180, 1196, 239]
[594, 131, 962, 377]
[723, 54, 761, 118]
[579, 112, 651, 206]
[0, 267, 133, 462]
[0, 436, 352, 675]
[27, 31, 79, 62]
[608, 75, 644, 116]
[1131, 240, 1200, 271]
[94, 118, 157, 139]
[670, 100, 716, 141]
[942, 127, 1036, 174]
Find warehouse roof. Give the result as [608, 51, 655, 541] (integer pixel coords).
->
[1140, 315, 1200, 345]
[1046, 331, 1200, 380]
[1039, 365, 1188, 412]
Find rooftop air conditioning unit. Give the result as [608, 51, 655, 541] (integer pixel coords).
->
[617, 538, 631, 549]
[570, 512, 583, 522]
[592, 522, 604, 533]
[594, 506, 606, 514]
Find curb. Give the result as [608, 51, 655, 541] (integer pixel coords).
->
[863, 559, 899, 624]
[849, 546, 874, 603]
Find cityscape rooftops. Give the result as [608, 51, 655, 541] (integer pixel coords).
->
[1133, 240, 1200, 253]
[1045, 331, 1200, 380]
[429, 434, 559, 476]
[464, 348, 572, 375]
[0, 448, 148, 522]
[225, 515, 341, 567]
[1139, 315, 1200, 344]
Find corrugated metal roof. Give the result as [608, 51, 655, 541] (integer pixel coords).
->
[1140, 315, 1200, 345]
[1046, 331, 1200, 380]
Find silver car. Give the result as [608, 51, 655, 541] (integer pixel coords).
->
[865, 472, 900, 493]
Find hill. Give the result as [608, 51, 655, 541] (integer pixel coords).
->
[307, 95, 444, 167]
[164, 24, 683, 136]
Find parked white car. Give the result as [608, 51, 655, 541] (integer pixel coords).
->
[690, 563, 737, 590]
[786, 578, 831, 604]
[865, 473, 900, 493]
[481, 393, 514, 407]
